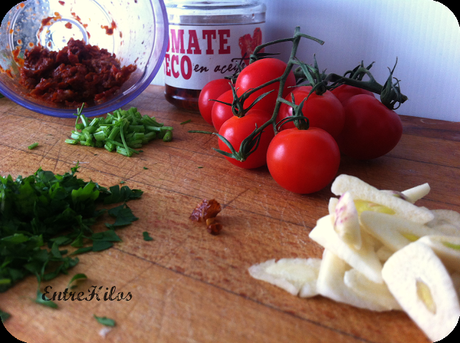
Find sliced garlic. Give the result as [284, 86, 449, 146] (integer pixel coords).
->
[382, 241, 460, 342]
[316, 249, 399, 312]
[248, 258, 321, 297]
[360, 211, 439, 251]
[331, 174, 434, 224]
[334, 191, 362, 250]
[418, 235, 460, 273]
[401, 183, 431, 203]
[426, 209, 460, 237]
[309, 215, 383, 284]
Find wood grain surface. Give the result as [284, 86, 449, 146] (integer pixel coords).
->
[0, 85, 459, 343]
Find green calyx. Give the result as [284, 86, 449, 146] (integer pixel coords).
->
[294, 55, 328, 96]
[277, 93, 310, 131]
[324, 60, 408, 110]
[380, 59, 406, 110]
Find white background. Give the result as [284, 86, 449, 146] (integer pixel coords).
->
[153, 0, 460, 122]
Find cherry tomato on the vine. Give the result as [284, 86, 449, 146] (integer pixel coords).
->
[277, 86, 345, 140]
[235, 58, 296, 113]
[267, 127, 340, 194]
[218, 109, 274, 169]
[198, 78, 232, 125]
[331, 84, 374, 107]
[336, 94, 403, 160]
[211, 90, 236, 131]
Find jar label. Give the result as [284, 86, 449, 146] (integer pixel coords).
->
[164, 23, 265, 90]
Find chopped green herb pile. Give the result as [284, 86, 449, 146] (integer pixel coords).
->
[65, 105, 173, 157]
[0, 163, 143, 293]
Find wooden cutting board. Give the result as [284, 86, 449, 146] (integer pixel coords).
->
[1, 85, 459, 343]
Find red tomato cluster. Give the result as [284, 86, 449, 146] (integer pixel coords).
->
[333, 89, 403, 160]
[198, 58, 403, 194]
[200, 58, 294, 171]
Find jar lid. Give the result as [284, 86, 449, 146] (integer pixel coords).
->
[165, 0, 266, 25]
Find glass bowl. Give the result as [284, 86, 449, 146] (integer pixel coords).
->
[0, 0, 168, 118]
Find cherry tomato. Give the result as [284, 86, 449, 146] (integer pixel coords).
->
[235, 58, 296, 113]
[336, 94, 403, 160]
[198, 79, 233, 125]
[331, 84, 374, 107]
[267, 127, 340, 194]
[218, 109, 274, 169]
[277, 86, 345, 140]
[211, 90, 236, 131]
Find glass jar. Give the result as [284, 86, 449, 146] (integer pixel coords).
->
[164, 0, 266, 111]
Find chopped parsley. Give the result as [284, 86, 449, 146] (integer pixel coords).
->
[142, 231, 154, 241]
[0, 309, 10, 322]
[0, 163, 143, 293]
[94, 315, 116, 327]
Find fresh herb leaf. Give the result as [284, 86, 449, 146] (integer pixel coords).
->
[42, 256, 79, 281]
[105, 204, 138, 229]
[94, 315, 116, 327]
[103, 185, 143, 204]
[51, 242, 63, 258]
[0, 279, 11, 286]
[91, 240, 114, 252]
[68, 273, 87, 288]
[35, 290, 58, 309]
[70, 246, 93, 256]
[142, 231, 154, 241]
[91, 230, 121, 242]
[0, 309, 10, 322]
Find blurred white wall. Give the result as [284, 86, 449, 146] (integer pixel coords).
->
[153, 0, 460, 121]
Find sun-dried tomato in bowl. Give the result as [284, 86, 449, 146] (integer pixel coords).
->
[19, 38, 136, 108]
